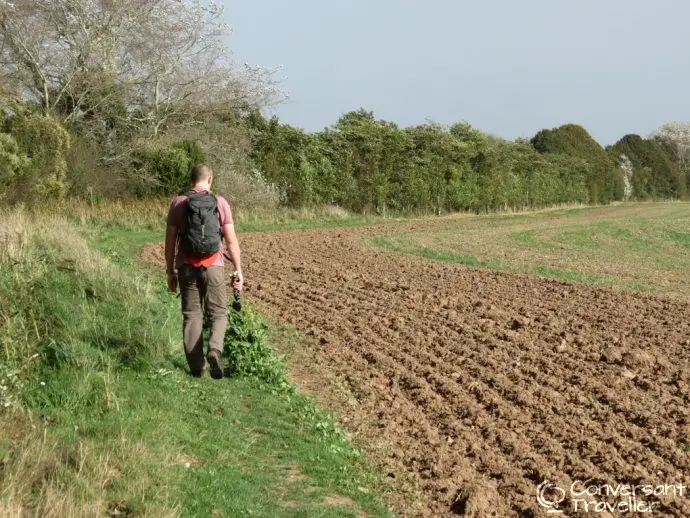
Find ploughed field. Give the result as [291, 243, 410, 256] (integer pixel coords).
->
[147, 205, 690, 517]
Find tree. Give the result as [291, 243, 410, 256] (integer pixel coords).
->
[246, 114, 310, 206]
[334, 110, 401, 213]
[0, 0, 282, 142]
[608, 134, 681, 198]
[531, 124, 623, 203]
[655, 122, 690, 171]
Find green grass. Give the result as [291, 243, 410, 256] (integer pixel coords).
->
[0, 212, 391, 517]
[372, 202, 690, 299]
[667, 229, 690, 249]
[374, 236, 507, 269]
[20, 370, 386, 517]
[533, 265, 606, 284]
[506, 230, 558, 250]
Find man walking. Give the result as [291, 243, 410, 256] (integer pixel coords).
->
[165, 164, 244, 379]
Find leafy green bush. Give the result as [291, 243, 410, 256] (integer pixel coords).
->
[223, 306, 292, 393]
[172, 140, 206, 167]
[0, 133, 31, 197]
[8, 114, 71, 201]
[6, 100, 683, 212]
[135, 140, 206, 196]
[246, 113, 310, 206]
[143, 146, 190, 195]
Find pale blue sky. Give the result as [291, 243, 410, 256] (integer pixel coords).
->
[226, 0, 688, 145]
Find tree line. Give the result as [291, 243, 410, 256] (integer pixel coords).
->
[1, 1, 688, 213]
[246, 111, 688, 213]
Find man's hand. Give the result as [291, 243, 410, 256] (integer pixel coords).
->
[167, 272, 178, 293]
[222, 223, 243, 293]
[232, 271, 244, 293]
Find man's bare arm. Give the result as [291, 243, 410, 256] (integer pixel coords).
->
[222, 223, 243, 291]
[164, 225, 178, 293]
[165, 225, 177, 274]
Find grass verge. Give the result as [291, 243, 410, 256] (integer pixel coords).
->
[0, 210, 391, 517]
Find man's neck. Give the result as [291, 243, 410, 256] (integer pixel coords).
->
[192, 183, 211, 191]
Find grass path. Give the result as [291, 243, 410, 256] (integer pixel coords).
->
[0, 215, 392, 517]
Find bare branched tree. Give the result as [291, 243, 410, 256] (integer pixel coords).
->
[0, 0, 283, 138]
[654, 122, 690, 172]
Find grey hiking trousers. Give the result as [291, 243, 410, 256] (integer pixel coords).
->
[178, 265, 228, 373]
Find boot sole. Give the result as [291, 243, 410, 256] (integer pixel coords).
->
[207, 353, 224, 380]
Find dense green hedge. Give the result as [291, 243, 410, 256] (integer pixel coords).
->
[248, 112, 625, 213]
[531, 124, 624, 203]
[1, 105, 687, 211]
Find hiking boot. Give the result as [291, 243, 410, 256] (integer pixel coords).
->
[207, 350, 224, 380]
[191, 368, 205, 378]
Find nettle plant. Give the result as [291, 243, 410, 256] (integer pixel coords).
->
[223, 307, 292, 393]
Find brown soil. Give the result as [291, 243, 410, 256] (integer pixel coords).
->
[141, 220, 690, 517]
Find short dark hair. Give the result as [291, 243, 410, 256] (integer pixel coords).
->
[190, 163, 212, 184]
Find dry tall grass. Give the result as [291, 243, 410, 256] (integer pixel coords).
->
[0, 417, 110, 518]
[0, 209, 114, 274]
[22, 196, 364, 230]
[0, 417, 180, 518]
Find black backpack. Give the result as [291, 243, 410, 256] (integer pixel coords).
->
[181, 191, 222, 257]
